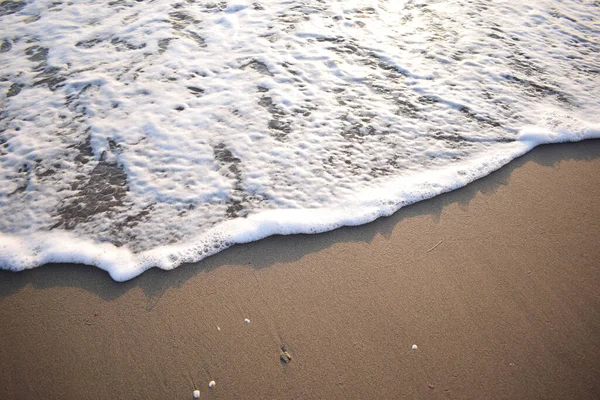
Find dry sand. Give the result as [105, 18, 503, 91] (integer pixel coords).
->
[1, 140, 600, 399]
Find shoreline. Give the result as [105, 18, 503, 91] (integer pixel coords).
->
[0, 138, 556, 282]
[1, 140, 600, 399]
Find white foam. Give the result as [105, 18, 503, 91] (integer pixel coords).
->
[0, 1, 598, 280]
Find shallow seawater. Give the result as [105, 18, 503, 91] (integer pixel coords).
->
[0, 0, 599, 280]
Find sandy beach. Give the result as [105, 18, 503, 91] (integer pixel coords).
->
[1, 140, 600, 400]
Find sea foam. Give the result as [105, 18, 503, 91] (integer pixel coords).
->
[0, 0, 598, 280]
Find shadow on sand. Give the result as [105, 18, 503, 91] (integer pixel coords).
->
[1, 139, 599, 301]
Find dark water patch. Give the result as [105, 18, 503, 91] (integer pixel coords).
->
[267, 119, 291, 136]
[6, 82, 23, 98]
[0, 0, 26, 17]
[72, 134, 94, 165]
[51, 157, 128, 230]
[329, 145, 372, 178]
[214, 143, 242, 183]
[451, 48, 475, 62]
[396, 99, 419, 118]
[336, 43, 359, 54]
[112, 203, 155, 231]
[0, 40, 11, 53]
[495, 137, 516, 143]
[168, 10, 201, 30]
[316, 36, 345, 44]
[400, 7, 414, 24]
[281, 61, 299, 76]
[336, 93, 356, 107]
[370, 80, 406, 100]
[258, 96, 290, 140]
[259, 32, 280, 43]
[427, 130, 476, 150]
[224, 197, 244, 219]
[417, 95, 439, 105]
[508, 49, 544, 76]
[339, 112, 376, 141]
[565, 33, 600, 47]
[24, 14, 40, 23]
[275, 11, 309, 31]
[291, 101, 313, 117]
[76, 38, 104, 49]
[458, 105, 501, 128]
[8, 164, 30, 196]
[549, 8, 577, 23]
[429, 130, 515, 146]
[111, 37, 147, 51]
[25, 45, 48, 65]
[354, 6, 376, 15]
[324, 37, 409, 79]
[32, 66, 66, 91]
[47, 1, 64, 11]
[369, 165, 392, 178]
[186, 31, 206, 47]
[289, 2, 327, 15]
[187, 86, 204, 97]
[241, 59, 273, 76]
[36, 167, 56, 178]
[121, 10, 140, 24]
[364, 53, 409, 77]
[504, 75, 571, 104]
[107, 138, 121, 153]
[107, 0, 135, 8]
[213, 143, 248, 218]
[574, 63, 600, 75]
[65, 84, 92, 107]
[203, 2, 228, 12]
[343, 122, 375, 139]
[157, 38, 173, 54]
[0, 135, 8, 156]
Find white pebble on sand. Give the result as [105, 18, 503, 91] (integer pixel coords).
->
[244, 318, 250, 324]
[209, 381, 216, 389]
[193, 389, 200, 398]
[412, 344, 418, 350]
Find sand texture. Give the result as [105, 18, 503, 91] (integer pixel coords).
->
[1, 140, 600, 399]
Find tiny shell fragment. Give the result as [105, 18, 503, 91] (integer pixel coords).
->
[209, 380, 216, 389]
[280, 350, 292, 364]
[193, 389, 200, 398]
[244, 318, 250, 324]
[412, 344, 418, 350]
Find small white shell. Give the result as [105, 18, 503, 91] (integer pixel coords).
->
[193, 389, 200, 398]
[412, 344, 418, 350]
[217, 326, 221, 331]
[244, 318, 251, 324]
[208, 380, 216, 389]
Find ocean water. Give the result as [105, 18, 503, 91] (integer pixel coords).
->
[0, 0, 598, 281]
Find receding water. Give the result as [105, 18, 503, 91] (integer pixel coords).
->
[0, 0, 598, 280]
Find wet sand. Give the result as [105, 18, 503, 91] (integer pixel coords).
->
[1, 140, 600, 399]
